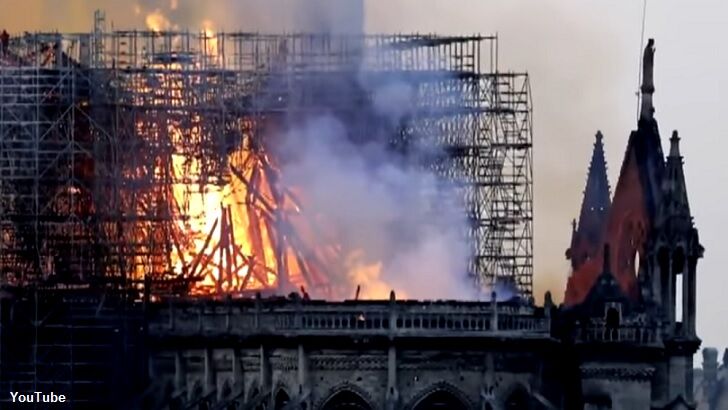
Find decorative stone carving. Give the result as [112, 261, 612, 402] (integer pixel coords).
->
[310, 355, 387, 371]
[269, 355, 298, 371]
[580, 365, 655, 381]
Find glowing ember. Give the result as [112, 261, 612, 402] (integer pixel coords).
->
[146, 10, 172, 32]
[161, 119, 403, 298]
[201, 20, 220, 66]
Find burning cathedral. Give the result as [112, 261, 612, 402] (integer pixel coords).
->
[0, 11, 706, 410]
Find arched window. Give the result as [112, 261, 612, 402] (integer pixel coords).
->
[672, 248, 685, 275]
[658, 247, 670, 306]
[274, 389, 290, 410]
[321, 390, 372, 410]
[585, 394, 612, 410]
[674, 247, 686, 324]
[413, 390, 468, 410]
[606, 306, 620, 340]
[504, 387, 531, 410]
[606, 307, 620, 328]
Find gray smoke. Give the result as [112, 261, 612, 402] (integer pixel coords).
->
[258, 2, 476, 300]
[277, 111, 475, 300]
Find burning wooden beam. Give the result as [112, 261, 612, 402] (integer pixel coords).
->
[217, 204, 226, 294]
[225, 206, 234, 290]
[186, 217, 218, 280]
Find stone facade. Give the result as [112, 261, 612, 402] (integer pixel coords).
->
[143, 295, 561, 409]
[139, 265, 698, 410]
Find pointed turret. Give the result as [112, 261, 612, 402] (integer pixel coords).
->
[566, 131, 611, 271]
[650, 130, 703, 336]
[656, 131, 691, 226]
[580, 131, 612, 219]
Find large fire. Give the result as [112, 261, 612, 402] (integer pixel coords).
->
[138, 13, 398, 300]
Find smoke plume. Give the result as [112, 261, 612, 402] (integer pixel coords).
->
[0, 0, 487, 300]
[277, 111, 474, 300]
[205, 0, 474, 300]
[0, 0, 363, 33]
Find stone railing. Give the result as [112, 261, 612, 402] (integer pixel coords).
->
[575, 324, 659, 345]
[147, 298, 551, 340]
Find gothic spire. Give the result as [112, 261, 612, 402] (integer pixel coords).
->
[579, 131, 612, 222]
[566, 131, 612, 270]
[657, 130, 691, 224]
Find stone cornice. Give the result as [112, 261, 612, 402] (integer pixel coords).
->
[580, 365, 655, 381]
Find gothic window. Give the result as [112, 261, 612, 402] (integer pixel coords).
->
[606, 307, 620, 328]
[274, 389, 290, 410]
[617, 218, 647, 278]
[320, 390, 372, 410]
[672, 248, 685, 275]
[413, 390, 468, 410]
[674, 247, 686, 324]
[658, 247, 670, 305]
[584, 395, 612, 410]
[606, 306, 620, 340]
[504, 387, 531, 410]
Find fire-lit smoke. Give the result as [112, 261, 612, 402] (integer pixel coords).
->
[138, 0, 364, 34]
[145, 10, 173, 32]
[5, 1, 497, 301]
[253, 1, 475, 300]
[133, 0, 475, 300]
[277, 114, 474, 300]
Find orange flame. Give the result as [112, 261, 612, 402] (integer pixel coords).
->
[130, 19, 399, 300]
[164, 120, 399, 299]
[145, 10, 171, 32]
[201, 20, 220, 66]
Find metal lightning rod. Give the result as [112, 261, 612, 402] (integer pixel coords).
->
[636, 0, 648, 121]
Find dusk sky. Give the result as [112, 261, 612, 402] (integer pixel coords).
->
[1, 0, 725, 355]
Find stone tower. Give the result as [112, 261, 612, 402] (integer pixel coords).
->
[565, 39, 704, 409]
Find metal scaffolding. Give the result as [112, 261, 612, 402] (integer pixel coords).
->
[0, 20, 533, 299]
